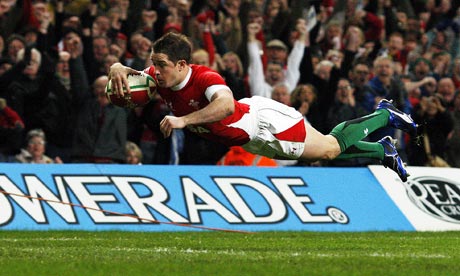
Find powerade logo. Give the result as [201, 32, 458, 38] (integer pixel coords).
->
[0, 175, 349, 227]
[405, 176, 460, 223]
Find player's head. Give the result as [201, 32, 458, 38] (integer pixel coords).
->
[151, 32, 192, 64]
[150, 33, 193, 88]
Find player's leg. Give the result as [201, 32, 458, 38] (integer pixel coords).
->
[300, 99, 416, 182]
[329, 99, 417, 153]
[336, 138, 409, 182]
[298, 123, 342, 161]
[300, 123, 409, 182]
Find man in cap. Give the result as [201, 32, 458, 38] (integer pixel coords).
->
[247, 20, 305, 98]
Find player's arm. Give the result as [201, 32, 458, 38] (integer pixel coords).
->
[108, 62, 141, 97]
[160, 88, 234, 138]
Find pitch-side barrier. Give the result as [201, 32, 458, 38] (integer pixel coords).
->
[0, 164, 458, 232]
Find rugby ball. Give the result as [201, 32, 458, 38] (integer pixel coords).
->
[106, 72, 157, 108]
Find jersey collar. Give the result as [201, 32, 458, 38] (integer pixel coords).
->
[171, 66, 192, 91]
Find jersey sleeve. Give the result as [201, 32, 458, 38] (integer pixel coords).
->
[199, 70, 230, 101]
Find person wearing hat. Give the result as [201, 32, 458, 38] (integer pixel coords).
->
[265, 39, 288, 65]
[246, 19, 306, 98]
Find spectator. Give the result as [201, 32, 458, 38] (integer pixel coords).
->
[362, 56, 410, 114]
[262, 0, 291, 44]
[125, 141, 142, 164]
[215, 51, 248, 100]
[362, 55, 411, 160]
[220, 0, 242, 53]
[0, 56, 12, 75]
[290, 84, 321, 128]
[271, 83, 291, 106]
[15, 128, 62, 164]
[436, 77, 456, 110]
[0, 46, 56, 128]
[29, 1, 56, 53]
[71, 75, 127, 163]
[446, 92, 460, 167]
[326, 78, 370, 166]
[126, 98, 172, 164]
[111, 32, 129, 65]
[103, 54, 119, 74]
[327, 79, 368, 132]
[378, 32, 408, 70]
[31, 46, 89, 163]
[0, 0, 25, 39]
[246, 19, 306, 98]
[347, 6, 384, 43]
[408, 57, 437, 97]
[316, 21, 342, 56]
[129, 35, 151, 70]
[408, 94, 453, 166]
[0, 34, 4, 57]
[83, 35, 110, 83]
[431, 51, 452, 79]
[192, 48, 212, 67]
[451, 57, 460, 90]
[217, 146, 278, 166]
[5, 34, 26, 64]
[348, 61, 371, 103]
[0, 97, 24, 162]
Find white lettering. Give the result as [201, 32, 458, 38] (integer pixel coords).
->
[111, 176, 188, 223]
[182, 177, 241, 223]
[65, 176, 137, 223]
[407, 181, 456, 221]
[272, 178, 333, 223]
[0, 188, 12, 225]
[214, 177, 286, 223]
[424, 184, 449, 204]
[445, 185, 460, 204]
[440, 205, 460, 215]
[0, 175, 76, 223]
[26, 176, 76, 223]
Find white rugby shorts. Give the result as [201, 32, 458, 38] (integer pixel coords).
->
[230, 96, 306, 159]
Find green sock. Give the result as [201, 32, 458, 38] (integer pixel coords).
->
[335, 141, 384, 160]
[329, 109, 389, 152]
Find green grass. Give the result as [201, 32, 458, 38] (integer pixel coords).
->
[0, 231, 458, 276]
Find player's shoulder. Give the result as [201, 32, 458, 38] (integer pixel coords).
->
[190, 64, 225, 83]
[191, 64, 218, 75]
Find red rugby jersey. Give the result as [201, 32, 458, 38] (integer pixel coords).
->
[144, 64, 251, 146]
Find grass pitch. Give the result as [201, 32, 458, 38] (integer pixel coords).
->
[0, 231, 458, 276]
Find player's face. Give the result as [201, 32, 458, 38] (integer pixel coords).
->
[151, 53, 184, 88]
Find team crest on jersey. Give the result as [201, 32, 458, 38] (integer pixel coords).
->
[188, 99, 200, 110]
[166, 101, 175, 111]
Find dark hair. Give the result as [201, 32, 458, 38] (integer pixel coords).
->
[6, 34, 26, 47]
[352, 60, 370, 70]
[152, 32, 192, 64]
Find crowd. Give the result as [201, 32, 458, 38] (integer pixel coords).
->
[0, 0, 459, 168]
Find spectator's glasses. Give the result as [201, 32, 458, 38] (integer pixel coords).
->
[29, 140, 45, 146]
[337, 85, 352, 90]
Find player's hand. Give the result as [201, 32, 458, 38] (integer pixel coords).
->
[160, 115, 186, 138]
[108, 63, 140, 97]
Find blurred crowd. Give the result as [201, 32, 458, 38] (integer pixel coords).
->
[0, 0, 460, 168]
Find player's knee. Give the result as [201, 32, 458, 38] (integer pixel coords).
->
[322, 138, 341, 160]
[322, 150, 339, 161]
